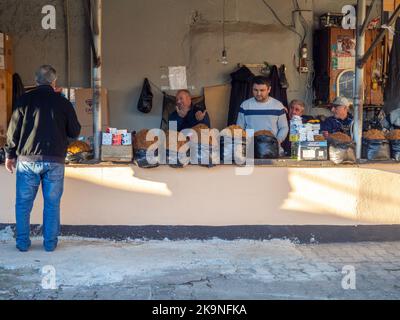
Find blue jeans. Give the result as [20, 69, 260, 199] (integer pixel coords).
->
[15, 161, 65, 251]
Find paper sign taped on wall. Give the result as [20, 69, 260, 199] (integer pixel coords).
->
[168, 66, 188, 90]
[337, 57, 355, 70]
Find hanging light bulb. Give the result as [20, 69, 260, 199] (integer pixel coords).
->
[219, 0, 228, 65]
[221, 48, 228, 65]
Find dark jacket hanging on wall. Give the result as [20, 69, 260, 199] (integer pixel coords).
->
[12, 73, 25, 112]
[269, 65, 290, 155]
[269, 65, 288, 108]
[227, 66, 254, 126]
[384, 18, 400, 114]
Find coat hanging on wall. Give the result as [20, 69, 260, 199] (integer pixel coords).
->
[269, 65, 289, 108]
[12, 73, 25, 112]
[227, 66, 255, 126]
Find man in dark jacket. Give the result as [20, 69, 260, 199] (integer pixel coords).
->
[321, 96, 353, 137]
[5, 65, 81, 252]
[169, 89, 211, 131]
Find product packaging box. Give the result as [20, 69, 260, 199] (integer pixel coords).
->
[298, 141, 328, 161]
[75, 88, 110, 137]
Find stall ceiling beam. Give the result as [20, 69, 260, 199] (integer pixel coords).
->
[91, 0, 99, 35]
[354, 0, 366, 160]
[360, 0, 378, 36]
[92, 0, 102, 161]
[358, 3, 400, 67]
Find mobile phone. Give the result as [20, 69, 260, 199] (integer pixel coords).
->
[193, 103, 206, 113]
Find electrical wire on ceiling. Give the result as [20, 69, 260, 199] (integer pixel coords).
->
[293, 0, 308, 45]
[260, 0, 303, 41]
[294, 0, 315, 106]
[222, 0, 226, 48]
[221, 0, 228, 64]
[260, 0, 316, 105]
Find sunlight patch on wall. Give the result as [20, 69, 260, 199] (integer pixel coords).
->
[65, 167, 172, 197]
[281, 168, 358, 220]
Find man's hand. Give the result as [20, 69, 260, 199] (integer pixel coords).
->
[176, 105, 189, 119]
[54, 86, 63, 93]
[283, 106, 289, 114]
[5, 158, 16, 174]
[195, 110, 207, 122]
[322, 131, 329, 139]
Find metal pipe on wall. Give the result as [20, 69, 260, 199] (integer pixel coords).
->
[64, 0, 71, 100]
[92, 0, 102, 161]
[354, 0, 366, 160]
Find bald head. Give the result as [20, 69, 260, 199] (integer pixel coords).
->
[176, 90, 192, 111]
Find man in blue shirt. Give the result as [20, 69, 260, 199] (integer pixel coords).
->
[169, 90, 211, 131]
[322, 96, 353, 137]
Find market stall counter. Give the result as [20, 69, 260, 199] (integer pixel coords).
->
[1, 160, 400, 243]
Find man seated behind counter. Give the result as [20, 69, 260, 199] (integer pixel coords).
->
[237, 76, 289, 144]
[282, 99, 314, 156]
[321, 96, 353, 138]
[288, 99, 314, 123]
[169, 89, 211, 131]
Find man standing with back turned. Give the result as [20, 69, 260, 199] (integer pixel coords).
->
[5, 65, 81, 252]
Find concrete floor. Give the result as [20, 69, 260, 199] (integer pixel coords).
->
[1, 227, 400, 300]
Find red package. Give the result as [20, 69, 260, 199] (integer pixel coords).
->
[112, 134, 122, 145]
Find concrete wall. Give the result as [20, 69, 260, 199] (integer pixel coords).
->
[102, 0, 316, 130]
[0, 0, 91, 87]
[0, 0, 376, 131]
[1, 164, 400, 226]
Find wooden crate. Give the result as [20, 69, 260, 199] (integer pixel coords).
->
[101, 145, 133, 162]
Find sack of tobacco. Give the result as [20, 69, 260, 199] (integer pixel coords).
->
[164, 130, 190, 168]
[253, 130, 279, 159]
[327, 132, 356, 165]
[189, 124, 220, 167]
[386, 129, 400, 162]
[362, 130, 390, 161]
[133, 129, 160, 168]
[220, 125, 247, 165]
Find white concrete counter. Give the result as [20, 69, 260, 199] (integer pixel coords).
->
[1, 163, 400, 226]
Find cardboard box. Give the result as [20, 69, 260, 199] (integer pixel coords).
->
[102, 133, 113, 145]
[75, 88, 109, 129]
[106, 127, 118, 134]
[298, 141, 328, 161]
[121, 133, 132, 146]
[112, 134, 122, 146]
[101, 145, 133, 162]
